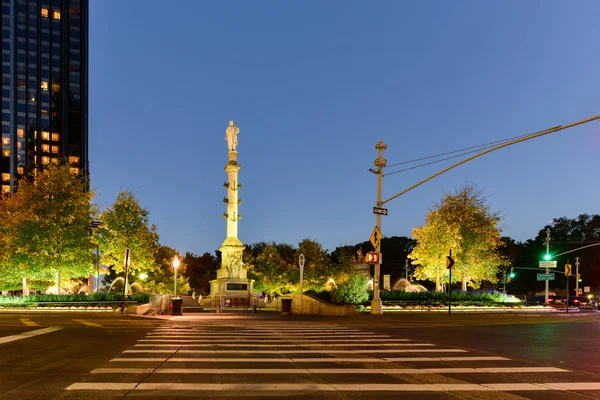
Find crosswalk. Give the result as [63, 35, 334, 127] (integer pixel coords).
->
[66, 323, 600, 397]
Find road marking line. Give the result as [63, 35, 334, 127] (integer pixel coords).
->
[91, 368, 155, 374]
[0, 327, 62, 345]
[138, 338, 412, 343]
[73, 319, 103, 328]
[110, 358, 168, 362]
[19, 318, 40, 327]
[385, 357, 510, 362]
[146, 334, 386, 338]
[65, 382, 600, 392]
[91, 367, 569, 375]
[67, 383, 137, 390]
[124, 350, 177, 354]
[134, 342, 414, 348]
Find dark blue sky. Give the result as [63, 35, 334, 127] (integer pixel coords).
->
[90, 1, 600, 256]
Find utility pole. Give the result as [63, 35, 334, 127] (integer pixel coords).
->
[405, 258, 409, 281]
[502, 268, 507, 294]
[371, 139, 387, 315]
[545, 228, 551, 304]
[575, 257, 580, 296]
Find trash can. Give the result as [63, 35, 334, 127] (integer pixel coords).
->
[172, 297, 183, 316]
[281, 298, 292, 315]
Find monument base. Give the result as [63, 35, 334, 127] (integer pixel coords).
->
[209, 278, 255, 298]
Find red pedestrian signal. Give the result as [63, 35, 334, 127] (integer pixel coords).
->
[365, 252, 380, 264]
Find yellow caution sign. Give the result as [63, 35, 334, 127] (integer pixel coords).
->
[370, 226, 382, 249]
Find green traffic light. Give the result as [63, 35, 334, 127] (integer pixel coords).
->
[544, 254, 551, 261]
[509, 272, 515, 278]
[579, 278, 583, 283]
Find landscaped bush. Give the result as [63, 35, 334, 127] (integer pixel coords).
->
[0, 292, 150, 304]
[365, 289, 521, 306]
[331, 274, 369, 305]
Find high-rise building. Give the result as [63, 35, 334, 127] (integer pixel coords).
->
[1, 0, 88, 194]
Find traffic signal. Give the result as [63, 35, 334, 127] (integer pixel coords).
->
[544, 254, 551, 261]
[365, 251, 380, 264]
[578, 274, 582, 282]
[509, 267, 515, 278]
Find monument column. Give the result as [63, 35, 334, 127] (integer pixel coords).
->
[209, 120, 254, 299]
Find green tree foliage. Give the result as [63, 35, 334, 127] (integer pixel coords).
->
[184, 251, 218, 296]
[0, 163, 95, 288]
[331, 274, 369, 305]
[297, 239, 333, 292]
[247, 243, 297, 295]
[410, 184, 507, 291]
[99, 191, 158, 275]
[142, 244, 189, 295]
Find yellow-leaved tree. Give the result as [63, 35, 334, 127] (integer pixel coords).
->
[410, 184, 507, 291]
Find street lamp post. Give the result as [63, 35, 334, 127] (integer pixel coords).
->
[86, 220, 103, 293]
[173, 256, 180, 298]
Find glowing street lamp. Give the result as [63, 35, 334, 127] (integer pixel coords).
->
[173, 256, 180, 298]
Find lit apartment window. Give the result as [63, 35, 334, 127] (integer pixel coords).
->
[42, 156, 49, 165]
[1, 173, 9, 182]
[1, 185, 9, 195]
[17, 141, 22, 150]
[41, 144, 50, 152]
[41, 8, 49, 17]
[17, 167, 24, 175]
[53, 10, 60, 20]
[2, 149, 9, 157]
[52, 158, 58, 164]
[41, 131, 50, 140]
[69, 155, 79, 164]
[1, 137, 9, 146]
[17, 128, 25, 138]
[52, 83, 60, 92]
[41, 81, 48, 91]
[52, 132, 60, 141]
[69, 167, 79, 175]
[51, 145, 59, 154]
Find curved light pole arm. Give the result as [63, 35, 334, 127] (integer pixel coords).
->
[382, 114, 600, 205]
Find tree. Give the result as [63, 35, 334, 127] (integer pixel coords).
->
[99, 191, 158, 277]
[410, 184, 507, 291]
[331, 274, 369, 305]
[296, 239, 332, 292]
[184, 252, 218, 296]
[142, 245, 189, 295]
[247, 243, 297, 295]
[0, 163, 95, 289]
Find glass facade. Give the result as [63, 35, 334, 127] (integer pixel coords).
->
[0, 0, 88, 193]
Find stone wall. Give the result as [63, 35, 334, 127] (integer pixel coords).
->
[266, 293, 355, 316]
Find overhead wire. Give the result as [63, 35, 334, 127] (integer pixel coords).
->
[385, 131, 533, 169]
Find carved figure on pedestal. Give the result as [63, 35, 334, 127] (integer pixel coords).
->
[226, 252, 244, 279]
[225, 120, 240, 152]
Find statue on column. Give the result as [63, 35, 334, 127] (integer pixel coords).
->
[225, 120, 240, 152]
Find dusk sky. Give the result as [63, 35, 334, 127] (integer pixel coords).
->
[90, 1, 600, 257]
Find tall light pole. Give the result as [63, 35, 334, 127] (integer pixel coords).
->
[173, 256, 180, 298]
[544, 228, 551, 304]
[371, 139, 387, 315]
[575, 257, 580, 296]
[86, 220, 103, 293]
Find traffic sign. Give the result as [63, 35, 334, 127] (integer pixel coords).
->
[370, 226, 382, 249]
[584, 286, 591, 293]
[539, 261, 557, 269]
[373, 207, 388, 216]
[446, 256, 455, 269]
[537, 273, 555, 281]
[565, 264, 572, 276]
[365, 251, 380, 264]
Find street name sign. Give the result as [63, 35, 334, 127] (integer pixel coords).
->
[373, 207, 388, 216]
[537, 273, 555, 281]
[539, 261, 557, 269]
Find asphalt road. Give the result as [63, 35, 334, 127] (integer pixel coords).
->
[1, 311, 600, 399]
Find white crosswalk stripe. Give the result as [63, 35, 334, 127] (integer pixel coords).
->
[66, 322, 600, 397]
